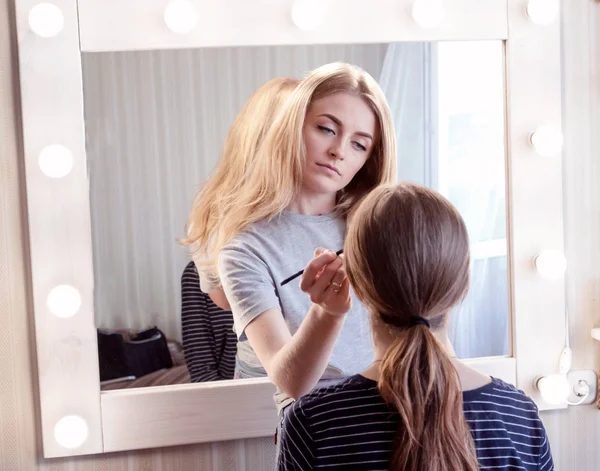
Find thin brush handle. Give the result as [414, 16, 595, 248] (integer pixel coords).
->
[280, 249, 344, 286]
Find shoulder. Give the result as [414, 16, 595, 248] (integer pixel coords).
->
[483, 378, 539, 408]
[218, 225, 268, 266]
[287, 375, 383, 423]
[466, 377, 539, 408]
[219, 219, 280, 257]
[465, 378, 552, 468]
[182, 260, 198, 278]
[464, 377, 544, 433]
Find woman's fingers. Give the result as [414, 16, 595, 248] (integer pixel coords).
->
[300, 250, 352, 315]
[300, 250, 338, 292]
[307, 258, 343, 304]
[335, 277, 351, 302]
[299, 250, 352, 316]
[325, 266, 346, 295]
[321, 270, 352, 315]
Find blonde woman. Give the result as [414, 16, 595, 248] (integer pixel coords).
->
[181, 77, 298, 383]
[184, 76, 299, 310]
[278, 183, 553, 471]
[213, 62, 396, 416]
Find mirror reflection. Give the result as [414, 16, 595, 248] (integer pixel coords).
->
[81, 40, 507, 391]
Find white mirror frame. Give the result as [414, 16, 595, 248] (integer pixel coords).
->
[14, 0, 565, 459]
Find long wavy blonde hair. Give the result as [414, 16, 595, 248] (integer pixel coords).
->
[201, 62, 396, 277]
[345, 182, 478, 471]
[182, 77, 298, 279]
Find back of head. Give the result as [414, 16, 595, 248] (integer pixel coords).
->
[183, 76, 298, 275]
[344, 182, 478, 471]
[220, 76, 299, 176]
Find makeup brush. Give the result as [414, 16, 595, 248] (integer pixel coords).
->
[280, 249, 344, 286]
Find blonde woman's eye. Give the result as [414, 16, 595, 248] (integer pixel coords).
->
[353, 142, 367, 151]
[318, 125, 334, 135]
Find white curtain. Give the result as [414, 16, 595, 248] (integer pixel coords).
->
[379, 41, 509, 359]
[378, 42, 437, 186]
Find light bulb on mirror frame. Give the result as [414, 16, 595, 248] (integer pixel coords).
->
[47, 285, 82, 318]
[533, 374, 570, 405]
[38, 144, 73, 178]
[291, 0, 326, 31]
[526, 0, 559, 26]
[164, 0, 198, 34]
[54, 415, 88, 449]
[412, 0, 445, 29]
[529, 125, 563, 157]
[534, 250, 567, 280]
[29, 3, 65, 38]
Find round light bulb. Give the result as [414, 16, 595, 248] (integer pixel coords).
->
[534, 374, 570, 405]
[291, 0, 326, 31]
[526, 0, 559, 26]
[534, 250, 567, 280]
[164, 0, 198, 34]
[412, 0, 445, 29]
[529, 125, 563, 157]
[28, 3, 65, 38]
[54, 415, 88, 449]
[38, 145, 73, 178]
[47, 285, 82, 318]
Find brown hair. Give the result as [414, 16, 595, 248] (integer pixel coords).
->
[344, 182, 478, 471]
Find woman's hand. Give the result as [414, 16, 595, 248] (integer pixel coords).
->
[300, 248, 352, 316]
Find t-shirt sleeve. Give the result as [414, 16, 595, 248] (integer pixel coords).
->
[538, 424, 554, 471]
[218, 242, 281, 341]
[191, 254, 221, 293]
[277, 402, 315, 471]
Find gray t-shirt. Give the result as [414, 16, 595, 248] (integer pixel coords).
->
[196, 266, 219, 293]
[218, 210, 374, 410]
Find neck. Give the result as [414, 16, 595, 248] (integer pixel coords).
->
[287, 188, 337, 215]
[362, 321, 456, 381]
[362, 322, 492, 391]
[371, 327, 457, 361]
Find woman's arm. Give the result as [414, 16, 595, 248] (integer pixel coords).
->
[195, 261, 232, 311]
[243, 250, 351, 399]
[207, 287, 231, 311]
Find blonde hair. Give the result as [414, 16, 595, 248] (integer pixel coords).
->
[345, 182, 478, 471]
[182, 77, 298, 279]
[209, 62, 397, 272]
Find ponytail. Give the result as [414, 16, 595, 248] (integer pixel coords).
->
[343, 183, 476, 470]
[378, 324, 479, 471]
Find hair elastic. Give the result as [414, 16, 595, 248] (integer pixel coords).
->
[408, 316, 431, 328]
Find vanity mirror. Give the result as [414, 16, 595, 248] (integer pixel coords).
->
[14, 0, 565, 459]
[85, 39, 507, 392]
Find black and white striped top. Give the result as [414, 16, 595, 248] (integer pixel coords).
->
[180, 261, 236, 382]
[278, 375, 553, 471]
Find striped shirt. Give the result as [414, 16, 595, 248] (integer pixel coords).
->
[180, 261, 236, 382]
[278, 375, 553, 471]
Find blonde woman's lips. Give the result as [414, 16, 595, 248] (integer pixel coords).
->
[317, 163, 340, 176]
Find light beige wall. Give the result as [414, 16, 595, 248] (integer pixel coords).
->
[0, 0, 599, 470]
